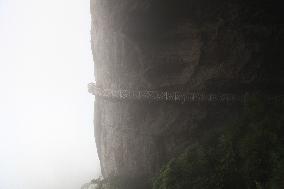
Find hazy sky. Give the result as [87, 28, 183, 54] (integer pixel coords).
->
[0, 0, 101, 188]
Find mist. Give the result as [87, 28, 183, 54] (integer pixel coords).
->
[0, 0, 100, 188]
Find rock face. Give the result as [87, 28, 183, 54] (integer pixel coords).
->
[90, 0, 283, 186]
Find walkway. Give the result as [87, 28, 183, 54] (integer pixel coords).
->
[88, 83, 243, 104]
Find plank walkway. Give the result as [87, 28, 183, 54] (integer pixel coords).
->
[88, 83, 244, 104]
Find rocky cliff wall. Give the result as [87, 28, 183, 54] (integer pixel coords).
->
[90, 0, 283, 186]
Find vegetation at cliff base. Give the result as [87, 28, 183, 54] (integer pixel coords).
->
[82, 175, 150, 189]
[153, 96, 284, 189]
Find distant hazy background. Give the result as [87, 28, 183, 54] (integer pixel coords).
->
[0, 0, 101, 188]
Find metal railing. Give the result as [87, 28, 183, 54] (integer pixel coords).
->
[88, 83, 243, 104]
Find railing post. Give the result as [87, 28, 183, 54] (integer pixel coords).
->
[166, 92, 168, 101]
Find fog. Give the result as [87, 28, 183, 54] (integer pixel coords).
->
[0, 0, 101, 188]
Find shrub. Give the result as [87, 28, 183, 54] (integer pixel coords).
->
[153, 96, 284, 189]
[87, 175, 150, 189]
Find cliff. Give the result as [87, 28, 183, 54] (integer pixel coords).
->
[90, 0, 283, 187]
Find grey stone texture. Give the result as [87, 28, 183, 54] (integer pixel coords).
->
[90, 0, 283, 186]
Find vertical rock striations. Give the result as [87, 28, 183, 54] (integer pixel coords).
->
[90, 0, 283, 187]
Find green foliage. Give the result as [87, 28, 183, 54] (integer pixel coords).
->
[153, 144, 215, 189]
[153, 96, 284, 189]
[90, 176, 127, 189]
[90, 175, 150, 189]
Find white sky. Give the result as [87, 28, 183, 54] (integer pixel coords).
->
[0, 0, 101, 188]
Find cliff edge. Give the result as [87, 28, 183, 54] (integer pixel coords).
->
[90, 0, 283, 187]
